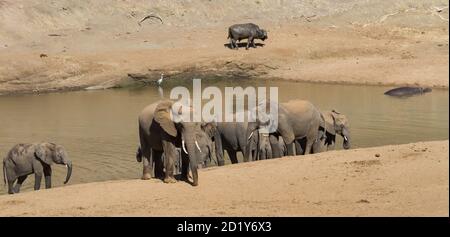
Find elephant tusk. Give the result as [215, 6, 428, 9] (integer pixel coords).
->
[343, 136, 348, 142]
[195, 140, 202, 153]
[182, 140, 188, 154]
[247, 131, 254, 140]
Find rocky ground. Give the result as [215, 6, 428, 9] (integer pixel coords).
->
[0, 140, 447, 216]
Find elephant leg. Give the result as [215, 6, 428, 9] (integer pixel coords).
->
[295, 139, 305, 155]
[269, 135, 281, 158]
[7, 179, 15, 194]
[189, 154, 199, 186]
[5, 169, 16, 194]
[141, 148, 153, 180]
[43, 165, 52, 189]
[217, 148, 226, 166]
[267, 144, 273, 159]
[34, 173, 42, 191]
[258, 148, 264, 160]
[286, 142, 295, 156]
[142, 156, 152, 180]
[227, 150, 238, 164]
[152, 150, 164, 179]
[304, 139, 314, 155]
[13, 176, 27, 193]
[328, 141, 336, 151]
[162, 141, 177, 184]
[181, 151, 190, 181]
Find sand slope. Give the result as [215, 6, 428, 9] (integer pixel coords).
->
[0, 140, 447, 217]
[0, 0, 448, 94]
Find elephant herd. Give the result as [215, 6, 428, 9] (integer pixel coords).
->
[136, 99, 351, 186]
[2, 98, 350, 194]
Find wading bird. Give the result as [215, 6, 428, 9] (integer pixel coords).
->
[157, 73, 164, 86]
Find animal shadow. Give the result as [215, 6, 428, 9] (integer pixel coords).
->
[224, 42, 265, 49]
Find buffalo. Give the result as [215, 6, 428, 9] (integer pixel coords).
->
[227, 23, 267, 50]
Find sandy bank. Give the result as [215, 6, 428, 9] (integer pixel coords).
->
[0, 0, 448, 95]
[0, 140, 447, 217]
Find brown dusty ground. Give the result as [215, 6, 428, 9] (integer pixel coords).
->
[0, 0, 448, 95]
[0, 140, 447, 217]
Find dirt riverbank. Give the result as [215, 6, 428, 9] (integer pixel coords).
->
[0, 140, 447, 217]
[0, 0, 448, 95]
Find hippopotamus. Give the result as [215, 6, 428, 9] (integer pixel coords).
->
[384, 87, 432, 97]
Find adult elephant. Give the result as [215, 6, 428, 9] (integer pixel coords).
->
[3, 143, 72, 194]
[215, 119, 260, 164]
[136, 100, 218, 186]
[321, 110, 351, 150]
[246, 100, 325, 156]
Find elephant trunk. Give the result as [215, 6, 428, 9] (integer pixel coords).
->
[3, 161, 7, 185]
[342, 128, 351, 150]
[214, 129, 225, 166]
[136, 146, 142, 162]
[64, 161, 72, 184]
[244, 124, 258, 162]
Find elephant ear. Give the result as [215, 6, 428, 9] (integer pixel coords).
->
[154, 100, 177, 137]
[324, 111, 336, 135]
[35, 144, 53, 165]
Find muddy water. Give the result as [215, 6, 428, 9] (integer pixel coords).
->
[0, 79, 448, 194]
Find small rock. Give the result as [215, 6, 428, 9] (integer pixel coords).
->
[375, 153, 380, 157]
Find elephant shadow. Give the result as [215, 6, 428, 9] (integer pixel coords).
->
[223, 42, 265, 49]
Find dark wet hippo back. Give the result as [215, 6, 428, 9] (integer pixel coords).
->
[384, 87, 432, 97]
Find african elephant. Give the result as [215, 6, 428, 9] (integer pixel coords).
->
[246, 100, 325, 156]
[322, 110, 351, 150]
[136, 100, 217, 186]
[217, 110, 268, 164]
[253, 133, 287, 160]
[215, 118, 259, 164]
[3, 143, 72, 194]
[257, 131, 272, 160]
[195, 130, 216, 167]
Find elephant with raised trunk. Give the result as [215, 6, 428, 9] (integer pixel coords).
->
[246, 100, 325, 157]
[136, 100, 219, 186]
[321, 110, 351, 150]
[3, 143, 72, 194]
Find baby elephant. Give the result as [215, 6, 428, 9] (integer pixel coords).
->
[3, 143, 72, 194]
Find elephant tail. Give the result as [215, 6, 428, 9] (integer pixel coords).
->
[2, 161, 7, 185]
